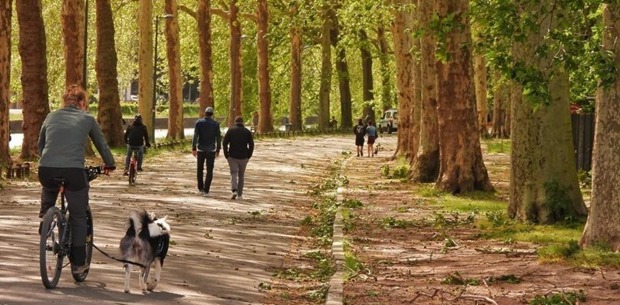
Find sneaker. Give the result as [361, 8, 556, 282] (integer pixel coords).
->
[231, 190, 238, 200]
[203, 192, 210, 197]
[123, 170, 128, 176]
[72, 264, 89, 274]
[237, 196, 243, 201]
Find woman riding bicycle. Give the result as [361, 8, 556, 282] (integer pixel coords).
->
[37, 84, 116, 274]
[123, 114, 151, 175]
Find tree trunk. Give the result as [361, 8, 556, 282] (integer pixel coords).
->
[360, 30, 375, 122]
[473, 54, 487, 136]
[580, 3, 620, 251]
[138, 0, 154, 139]
[331, 15, 352, 129]
[197, 0, 214, 114]
[257, 0, 273, 133]
[164, 0, 184, 140]
[61, 0, 85, 87]
[318, 4, 332, 130]
[412, 0, 439, 182]
[0, 0, 11, 167]
[95, 0, 124, 147]
[508, 2, 586, 224]
[17, 0, 50, 160]
[491, 77, 507, 138]
[378, 26, 392, 112]
[289, 23, 302, 131]
[227, 0, 242, 127]
[434, 0, 493, 194]
[391, 0, 416, 158]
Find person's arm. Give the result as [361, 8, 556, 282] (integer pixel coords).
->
[222, 131, 230, 159]
[38, 120, 48, 156]
[247, 130, 254, 159]
[124, 126, 130, 144]
[215, 122, 222, 154]
[191, 121, 199, 157]
[89, 117, 115, 168]
[142, 126, 151, 147]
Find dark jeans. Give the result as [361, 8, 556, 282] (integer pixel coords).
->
[38, 167, 90, 252]
[124, 145, 144, 170]
[196, 151, 216, 193]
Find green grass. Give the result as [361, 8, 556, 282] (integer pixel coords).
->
[483, 138, 511, 154]
[427, 190, 620, 268]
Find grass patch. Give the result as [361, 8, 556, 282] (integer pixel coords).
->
[424, 187, 620, 268]
[483, 138, 511, 154]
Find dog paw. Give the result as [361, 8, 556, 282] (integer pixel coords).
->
[124, 289, 130, 293]
[147, 280, 158, 291]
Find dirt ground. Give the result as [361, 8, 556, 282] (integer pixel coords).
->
[0, 134, 618, 305]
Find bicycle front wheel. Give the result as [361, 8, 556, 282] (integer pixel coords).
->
[72, 208, 93, 282]
[40, 207, 65, 289]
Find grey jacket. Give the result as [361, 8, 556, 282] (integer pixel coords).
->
[38, 106, 115, 168]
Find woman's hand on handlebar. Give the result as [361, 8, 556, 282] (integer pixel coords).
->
[103, 165, 116, 175]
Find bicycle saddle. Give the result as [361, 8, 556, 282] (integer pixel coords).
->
[52, 177, 67, 186]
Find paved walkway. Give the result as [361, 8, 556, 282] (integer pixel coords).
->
[0, 135, 386, 304]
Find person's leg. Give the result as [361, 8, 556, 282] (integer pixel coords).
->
[196, 151, 206, 192]
[136, 146, 144, 170]
[227, 157, 239, 194]
[63, 168, 90, 271]
[204, 151, 216, 194]
[237, 158, 249, 197]
[38, 167, 61, 218]
[124, 145, 132, 171]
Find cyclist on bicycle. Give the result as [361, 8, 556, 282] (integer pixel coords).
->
[123, 114, 151, 175]
[38, 84, 116, 274]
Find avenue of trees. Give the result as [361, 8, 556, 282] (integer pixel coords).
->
[0, 1, 618, 251]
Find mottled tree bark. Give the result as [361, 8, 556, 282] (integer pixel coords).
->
[227, 0, 242, 126]
[331, 12, 352, 129]
[360, 30, 375, 122]
[318, 3, 333, 130]
[62, 0, 85, 87]
[138, 0, 154, 139]
[435, 0, 493, 194]
[289, 23, 303, 131]
[580, 4, 620, 251]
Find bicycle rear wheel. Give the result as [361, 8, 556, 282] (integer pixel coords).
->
[129, 161, 137, 185]
[72, 208, 94, 282]
[39, 207, 65, 289]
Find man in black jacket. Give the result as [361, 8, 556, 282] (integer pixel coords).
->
[124, 114, 151, 174]
[223, 116, 254, 200]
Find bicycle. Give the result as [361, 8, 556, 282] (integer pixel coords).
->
[39, 166, 103, 289]
[128, 148, 139, 185]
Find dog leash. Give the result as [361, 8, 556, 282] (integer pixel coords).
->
[92, 243, 147, 268]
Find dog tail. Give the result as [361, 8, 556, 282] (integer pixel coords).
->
[125, 216, 137, 238]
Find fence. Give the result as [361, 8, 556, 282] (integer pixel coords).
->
[571, 113, 595, 171]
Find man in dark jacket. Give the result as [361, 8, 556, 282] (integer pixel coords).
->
[192, 107, 222, 196]
[223, 116, 254, 200]
[124, 114, 151, 174]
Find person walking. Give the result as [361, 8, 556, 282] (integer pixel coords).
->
[354, 119, 366, 157]
[366, 120, 378, 157]
[223, 116, 254, 200]
[37, 84, 116, 274]
[192, 107, 221, 196]
[123, 114, 151, 175]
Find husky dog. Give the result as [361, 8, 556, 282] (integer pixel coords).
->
[120, 210, 170, 293]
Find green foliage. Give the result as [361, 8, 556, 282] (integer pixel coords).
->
[341, 198, 363, 209]
[577, 170, 592, 189]
[381, 216, 416, 229]
[530, 290, 586, 305]
[441, 271, 480, 286]
[543, 180, 584, 223]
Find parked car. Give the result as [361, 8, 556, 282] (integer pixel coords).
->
[378, 109, 398, 134]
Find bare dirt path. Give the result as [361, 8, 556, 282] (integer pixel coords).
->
[0, 135, 353, 305]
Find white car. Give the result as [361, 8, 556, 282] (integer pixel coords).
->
[378, 109, 398, 134]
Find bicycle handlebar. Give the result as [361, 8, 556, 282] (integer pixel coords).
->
[85, 166, 110, 182]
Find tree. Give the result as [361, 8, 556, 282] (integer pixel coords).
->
[138, 0, 154, 139]
[318, 2, 333, 130]
[256, 0, 273, 133]
[507, 2, 586, 223]
[196, 0, 214, 115]
[434, 0, 492, 193]
[391, 0, 417, 158]
[331, 10, 352, 129]
[360, 29, 375, 122]
[289, 3, 303, 131]
[164, 0, 184, 139]
[61, 0, 85, 87]
[17, 0, 50, 160]
[0, 0, 11, 167]
[580, 3, 620, 251]
[95, 0, 124, 147]
[227, 0, 243, 126]
[411, 0, 439, 182]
